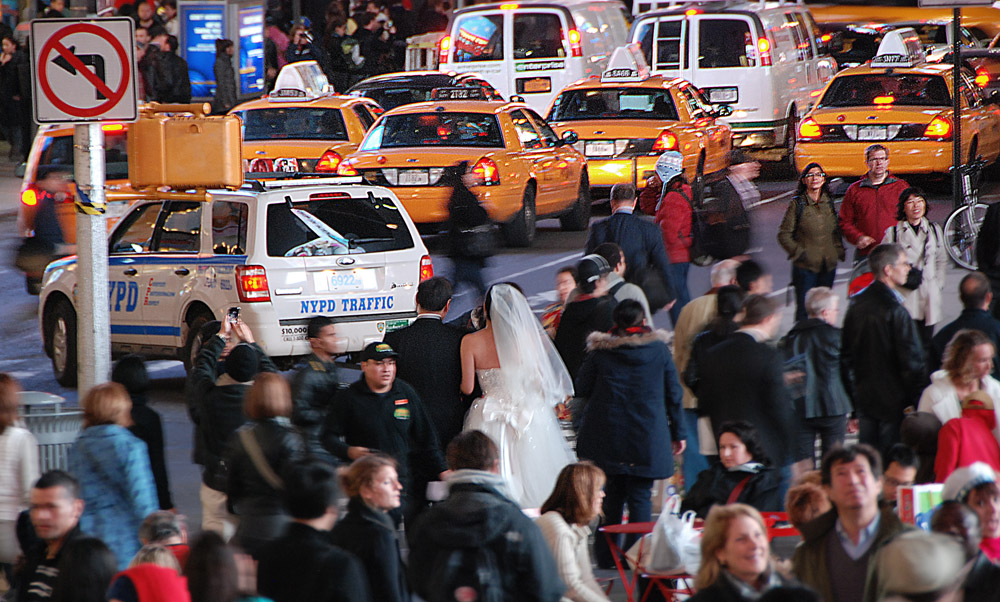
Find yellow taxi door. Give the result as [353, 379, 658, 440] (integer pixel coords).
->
[525, 108, 581, 209]
[510, 109, 560, 212]
[960, 73, 1000, 162]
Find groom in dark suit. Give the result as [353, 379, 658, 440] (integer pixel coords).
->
[383, 277, 468, 450]
[585, 183, 676, 313]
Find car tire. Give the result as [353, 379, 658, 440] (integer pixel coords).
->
[502, 184, 537, 247]
[182, 310, 214, 372]
[559, 171, 591, 231]
[48, 299, 78, 388]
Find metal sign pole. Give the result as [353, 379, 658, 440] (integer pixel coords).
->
[73, 123, 110, 395]
[953, 7, 962, 210]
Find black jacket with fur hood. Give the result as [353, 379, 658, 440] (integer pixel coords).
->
[575, 329, 687, 479]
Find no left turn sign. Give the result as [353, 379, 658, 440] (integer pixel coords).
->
[30, 18, 138, 124]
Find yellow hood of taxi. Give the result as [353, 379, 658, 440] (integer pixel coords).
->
[241, 140, 357, 159]
[811, 107, 945, 125]
[550, 120, 671, 139]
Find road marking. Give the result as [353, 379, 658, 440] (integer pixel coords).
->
[488, 251, 584, 285]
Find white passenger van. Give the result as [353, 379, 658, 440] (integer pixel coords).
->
[437, 0, 631, 114]
[630, 1, 836, 161]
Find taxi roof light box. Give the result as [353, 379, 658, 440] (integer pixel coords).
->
[129, 114, 243, 190]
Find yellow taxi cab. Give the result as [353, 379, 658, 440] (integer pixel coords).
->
[794, 28, 1000, 177]
[809, 6, 1000, 41]
[546, 44, 731, 195]
[337, 87, 589, 247]
[230, 61, 383, 175]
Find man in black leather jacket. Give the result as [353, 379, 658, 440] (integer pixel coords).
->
[291, 316, 345, 461]
[841, 243, 927, 456]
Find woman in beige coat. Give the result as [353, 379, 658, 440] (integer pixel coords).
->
[881, 187, 948, 348]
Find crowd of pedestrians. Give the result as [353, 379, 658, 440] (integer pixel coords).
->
[6, 143, 1000, 602]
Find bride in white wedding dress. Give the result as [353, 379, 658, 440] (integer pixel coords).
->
[459, 284, 577, 508]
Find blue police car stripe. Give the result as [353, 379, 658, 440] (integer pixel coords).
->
[110, 325, 183, 336]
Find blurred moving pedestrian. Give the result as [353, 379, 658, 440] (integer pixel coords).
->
[112, 355, 174, 512]
[942, 463, 1000, 562]
[593, 242, 654, 327]
[735, 259, 772, 294]
[930, 500, 1000, 602]
[683, 285, 744, 407]
[291, 316, 345, 461]
[0, 374, 38, 585]
[838, 144, 909, 262]
[68, 383, 158, 571]
[541, 267, 578, 338]
[555, 254, 614, 381]
[257, 460, 372, 602]
[138, 510, 189, 570]
[784, 482, 831, 531]
[777, 162, 844, 322]
[330, 455, 408, 602]
[688, 504, 793, 602]
[680, 421, 782, 519]
[840, 243, 926, 455]
[224, 373, 306, 559]
[779, 287, 852, 474]
[185, 531, 267, 602]
[708, 150, 756, 257]
[871, 530, 964, 602]
[445, 161, 495, 300]
[650, 152, 694, 323]
[536, 462, 611, 602]
[286, 18, 330, 72]
[52, 537, 117, 602]
[918, 329, 1000, 433]
[575, 299, 686, 568]
[212, 39, 238, 115]
[0, 35, 30, 161]
[107, 543, 190, 602]
[15, 471, 85, 602]
[880, 187, 948, 348]
[931, 272, 1000, 379]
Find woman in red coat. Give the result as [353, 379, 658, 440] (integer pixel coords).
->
[654, 172, 693, 323]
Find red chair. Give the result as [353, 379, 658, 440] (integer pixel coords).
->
[761, 511, 800, 540]
[598, 521, 656, 602]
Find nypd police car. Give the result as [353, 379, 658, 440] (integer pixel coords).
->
[38, 177, 432, 386]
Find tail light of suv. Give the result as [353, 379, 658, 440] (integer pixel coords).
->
[236, 265, 270, 302]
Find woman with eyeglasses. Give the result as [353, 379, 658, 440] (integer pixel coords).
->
[777, 163, 845, 322]
[880, 187, 948, 348]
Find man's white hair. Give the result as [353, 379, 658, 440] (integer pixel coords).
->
[710, 259, 740, 287]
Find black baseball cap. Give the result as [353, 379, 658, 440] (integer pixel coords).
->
[360, 342, 398, 362]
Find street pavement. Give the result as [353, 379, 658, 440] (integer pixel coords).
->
[0, 151, 994, 599]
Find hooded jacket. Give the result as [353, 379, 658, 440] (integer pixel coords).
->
[917, 370, 1000, 440]
[935, 406, 1000, 482]
[575, 329, 686, 479]
[407, 470, 565, 602]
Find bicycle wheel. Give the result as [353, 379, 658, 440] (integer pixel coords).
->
[944, 203, 989, 270]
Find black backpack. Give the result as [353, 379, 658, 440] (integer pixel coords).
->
[427, 544, 506, 602]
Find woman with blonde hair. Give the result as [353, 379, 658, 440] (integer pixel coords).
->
[0, 374, 39, 583]
[224, 372, 305, 559]
[918, 329, 1000, 430]
[330, 453, 409, 602]
[689, 504, 792, 601]
[536, 461, 610, 602]
[68, 382, 157, 571]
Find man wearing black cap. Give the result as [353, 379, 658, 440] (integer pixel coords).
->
[555, 254, 615, 380]
[321, 341, 447, 523]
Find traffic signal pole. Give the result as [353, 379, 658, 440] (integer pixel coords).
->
[73, 123, 111, 395]
[953, 7, 962, 210]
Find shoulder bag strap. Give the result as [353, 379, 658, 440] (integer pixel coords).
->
[726, 475, 754, 504]
[237, 428, 284, 490]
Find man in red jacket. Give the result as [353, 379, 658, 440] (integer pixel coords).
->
[838, 144, 909, 263]
[936, 391, 1000, 482]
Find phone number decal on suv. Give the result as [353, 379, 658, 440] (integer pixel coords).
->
[281, 325, 309, 341]
[299, 295, 395, 314]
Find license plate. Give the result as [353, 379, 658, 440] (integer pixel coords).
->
[707, 87, 738, 103]
[315, 268, 378, 292]
[522, 77, 551, 93]
[274, 158, 299, 172]
[858, 126, 887, 141]
[399, 169, 429, 185]
[585, 141, 615, 156]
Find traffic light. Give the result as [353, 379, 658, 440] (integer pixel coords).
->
[129, 103, 243, 190]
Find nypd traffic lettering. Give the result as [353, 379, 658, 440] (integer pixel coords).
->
[300, 295, 395, 314]
[108, 281, 139, 312]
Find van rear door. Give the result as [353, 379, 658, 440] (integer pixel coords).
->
[691, 15, 770, 127]
[510, 8, 575, 112]
[633, 16, 689, 81]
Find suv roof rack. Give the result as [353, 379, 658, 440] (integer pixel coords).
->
[241, 175, 367, 190]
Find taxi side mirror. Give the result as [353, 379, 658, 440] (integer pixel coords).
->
[560, 130, 579, 146]
[714, 105, 733, 117]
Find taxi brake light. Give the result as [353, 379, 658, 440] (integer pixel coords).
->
[798, 118, 822, 139]
[315, 150, 342, 172]
[236, 265, 270, 302]
[567, 29, 582, 57]
[976, 67, 990, 88]
[758, 37, 772, 67]
[438, 35, 451, 62]
[500, 3, 518, 9]
[685, 8, 701, 15]
[21, 188, 37, 207]
[420, 255, 434, 281]
[101, 123, 125, 132]
[472, 157, 500, 186]
[924, 116, 953, 139]
[652, 130, 678, 151]
[337, 162, 359, 176]
[873, 95, 895, 105]
[820, 33, 832, 42]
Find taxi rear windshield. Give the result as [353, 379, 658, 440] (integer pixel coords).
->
[367, 112, 503, 148]
[819, 74, 951, 108]
[238, 108, 349, 141]
[549, 89, 680, 121]
[266, 195, 413, 257]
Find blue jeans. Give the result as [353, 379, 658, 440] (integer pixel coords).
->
[681, 409, 708, 491]
[667, 262, 691, 325]
[594, 474, 655, 568]
[791, 265, 836, 323]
